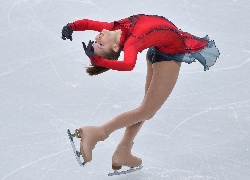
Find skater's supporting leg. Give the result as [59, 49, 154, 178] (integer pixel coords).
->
[100, 60, 181, 136]
[118, 58, 152, 146]
[111, 58, 152, 168]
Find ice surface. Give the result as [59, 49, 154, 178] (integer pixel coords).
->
[0, 0, 250, 179]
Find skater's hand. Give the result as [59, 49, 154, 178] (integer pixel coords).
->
[82, 41, 95, 58]
[61, 24, 73, 41]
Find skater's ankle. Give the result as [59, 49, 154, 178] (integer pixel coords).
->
[114, 142, 134, 155]
[117, 141, 134, 147]
[99, 125, 112, 138]
[96, 126, 110, 141]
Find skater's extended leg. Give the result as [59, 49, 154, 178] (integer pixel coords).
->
[100, 60, 181, 135]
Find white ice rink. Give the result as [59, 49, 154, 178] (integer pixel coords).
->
[1, 0, 250, 179]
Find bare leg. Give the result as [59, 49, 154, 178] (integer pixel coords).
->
[111, 58, 152, 169]
[100, 60, 181, 135]
[118, 58, 153, 146]
[79, 60, 181, 163]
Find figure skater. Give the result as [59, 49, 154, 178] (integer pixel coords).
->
[61, 14, 220, 171]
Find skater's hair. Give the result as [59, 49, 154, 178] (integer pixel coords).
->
[86, 46, 122, 76]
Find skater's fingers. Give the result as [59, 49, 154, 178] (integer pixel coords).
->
[62, 30, 70, 38]
[82, 42, 87, 50]
[87, 40, 91, 49]
[87, 40, 94, 50]
[61, 35, 66, 40]
[63, 28, 69, 34]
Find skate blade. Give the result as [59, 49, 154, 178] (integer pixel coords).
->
[108, 165, 143, 176]
[67, 129, 87, 167]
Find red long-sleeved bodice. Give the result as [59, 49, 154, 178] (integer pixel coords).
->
[70, 14, 209, 71]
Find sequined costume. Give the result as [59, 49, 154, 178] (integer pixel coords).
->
[69, 14, 220, 71]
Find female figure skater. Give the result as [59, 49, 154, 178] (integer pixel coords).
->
[61, 14, 219, 171]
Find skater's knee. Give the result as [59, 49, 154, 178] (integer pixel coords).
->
[145, 112, 156, 120]
[135, 106, 156, 120]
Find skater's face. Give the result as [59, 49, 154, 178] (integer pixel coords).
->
[93, 29, 121, 58]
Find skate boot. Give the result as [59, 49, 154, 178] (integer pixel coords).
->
[112, 142, 142, 170]
[75, 126, 108, 162]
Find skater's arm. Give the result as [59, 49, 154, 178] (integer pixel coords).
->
[91, 47, 138, 71]
[69, 19, 114, 32]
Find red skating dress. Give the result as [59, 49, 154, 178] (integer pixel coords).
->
[69, 14, 219, 71]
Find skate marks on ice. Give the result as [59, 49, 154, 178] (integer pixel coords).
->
[67, 129, 86, 167]
[141, 167, 221, 180]
[1, 0, 250, 179]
